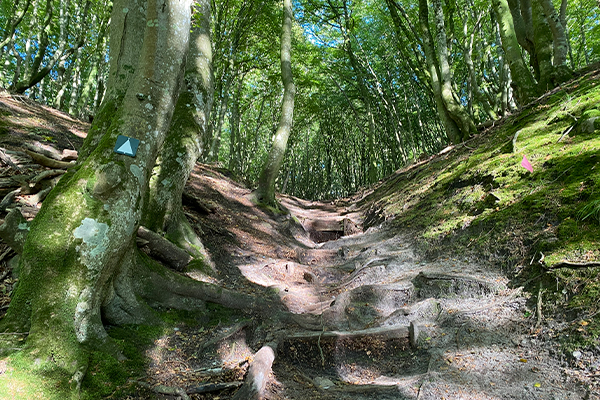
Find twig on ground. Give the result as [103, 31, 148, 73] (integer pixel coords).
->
[544, 261, 600, 270]
[557, 125, 574, 142]
[536, 284, 544, 328]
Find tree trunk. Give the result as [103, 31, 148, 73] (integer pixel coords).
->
[531, 0, 554, 91]
[79, 0, 146, 161]
[104, 0, 147, 102]
[493, 0, 539, 104]
[418, 0, 463, 144]
[431, 0, 476, 142]
[538, 0, 571, 83]
[143, 0, 214, 261]
[0, 0, 192, 391]
[254, 0, 295, 206]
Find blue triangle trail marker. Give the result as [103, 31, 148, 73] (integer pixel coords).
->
[114, 135, 140, 157]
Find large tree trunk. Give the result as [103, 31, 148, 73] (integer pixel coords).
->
[79, 0, 147, 161]
[254, 0, 296, 206]
[431, 0, 476, 142]
[418, 0, 464, 144]
[0, 0, 192, 390]
[538, 0, 571, 84]
[493, 0, 539, 104]
[143, 0, 214, 261]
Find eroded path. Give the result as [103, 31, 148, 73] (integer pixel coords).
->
[0, 92, 593, 400]
[174, 166, 588, 400]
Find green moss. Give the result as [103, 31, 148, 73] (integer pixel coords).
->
[373, 68, 600, 350]
[185, 258, 212, 275]
[206, 303, 241, 327]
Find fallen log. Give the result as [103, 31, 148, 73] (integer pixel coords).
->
[23, 142, 78, 161]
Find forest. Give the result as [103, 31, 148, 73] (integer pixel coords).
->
[1, 0, 597, 198]
[0, 0, 599, 399]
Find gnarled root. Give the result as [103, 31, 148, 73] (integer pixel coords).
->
[232, 345, 277, 400]
[133, 252, 283, 316]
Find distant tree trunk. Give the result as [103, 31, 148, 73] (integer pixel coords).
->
[493, 0, 539, 103]
[0, 0, 33, 58]
[531, 0, 554, 91]
[254, 0, 295, 206]
[431, 0, 476, 141]
[538, 0, 571, 83]
[77, 16, 109, 117]
[419, 0, 473, 144]
[0, 0, 192, 391]
[11, 0, 91, 94]
[229, 78, 243, 173]
[143, 0, 213, 260]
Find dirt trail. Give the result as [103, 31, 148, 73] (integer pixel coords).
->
[182, 166, 589, 400]
[0, 92, 592, 399]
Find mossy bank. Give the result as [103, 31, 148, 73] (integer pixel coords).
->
[361, 66, 600, 352]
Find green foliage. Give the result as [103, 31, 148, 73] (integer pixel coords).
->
[578, 199, 600, 224]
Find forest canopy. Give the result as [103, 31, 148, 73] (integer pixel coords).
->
[0, 0, 599, 199]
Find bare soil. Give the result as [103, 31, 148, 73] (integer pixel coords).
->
[0, 91, 596, 399]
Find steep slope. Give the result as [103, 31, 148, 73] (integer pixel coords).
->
[0, 64, 598, 400]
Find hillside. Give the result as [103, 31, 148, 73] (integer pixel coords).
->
[0, 65, 599, 399]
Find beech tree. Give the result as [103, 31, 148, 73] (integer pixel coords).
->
[254, 0, 296, 206]
[0, 0, 287, 394]
[142, 0, 214, 257]
[418, 0, 476, 143]
[0, 0, 193, 374]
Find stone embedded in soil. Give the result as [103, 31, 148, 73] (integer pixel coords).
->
[413, 271, 506, 298]
[314, 377, 335, 389]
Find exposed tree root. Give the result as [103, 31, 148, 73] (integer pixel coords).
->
[24, 149, 75, 169]
[137, 226, 193, 271]
[232, 345, 277, 400]
[187, 381, 242, 394]
[133, 253, 284, 318]
[23, 142, 77, 162]
[284, 325, 409, 341]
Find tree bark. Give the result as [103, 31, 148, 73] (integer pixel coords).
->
[431, 0, 476, 141]
[538, 0, 571, 83]
[531, 0, 554, 91]
[79, 0, 146, 161]
[0, 0, 192, 390]
[254, 0, 296, 206]
[418, 0, 465, 144]
[493, 0, 539, 104]
[143, 0, 214, 261]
